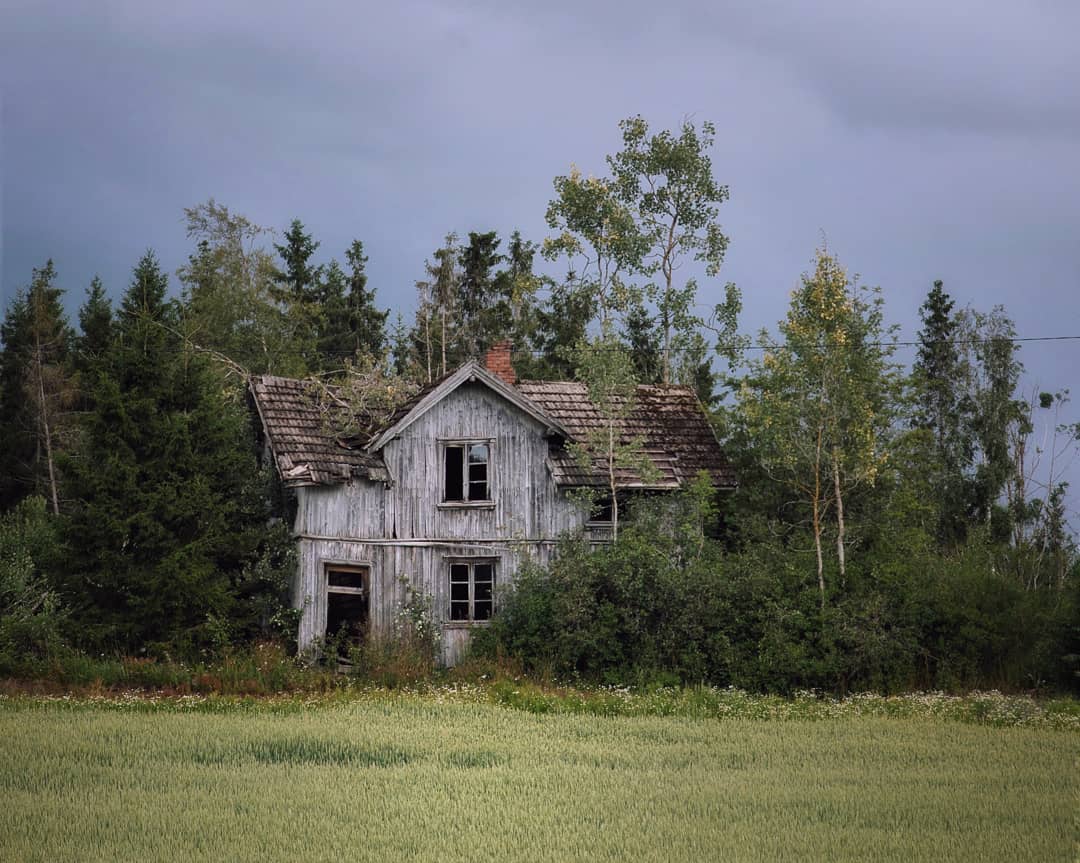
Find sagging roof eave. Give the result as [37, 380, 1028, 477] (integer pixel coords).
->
[365, 361, 571, 453]
[249, 377, 286, 483]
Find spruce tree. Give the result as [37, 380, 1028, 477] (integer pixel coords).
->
[75, 276, 113, 370]
[272, 218, 323, 371]
[519, 276, 595, 381]
[458, 231, 505, 357]
[622, 299, 661, 384]
[342, 240, 388, 359]
[62, 251, 259, 653]
[314, 258, 349, 371]
[912, 280, 974, 546]
[274, 219, 322, 302]
[315, 247, 388, 370]
[0, 261, 75, 513]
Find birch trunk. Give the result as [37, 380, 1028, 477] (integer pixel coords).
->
[832, 445, 846, 584]
[814, 426, 825, 609]
[32, 344, 60, 515]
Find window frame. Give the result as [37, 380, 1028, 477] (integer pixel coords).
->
[445, 558, 496, 626]
[438, 438, 495, 508]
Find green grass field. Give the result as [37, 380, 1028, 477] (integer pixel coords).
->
[0, 693, 1076, 862]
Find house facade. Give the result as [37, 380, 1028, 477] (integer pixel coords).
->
[250, 343, 734, 664]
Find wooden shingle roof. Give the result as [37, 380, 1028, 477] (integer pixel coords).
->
[249, 375, 391, 487]
[517, 381, 736, 490]
[250, 368, 734, 491]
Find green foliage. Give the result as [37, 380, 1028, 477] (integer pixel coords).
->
[737, 249, 900, 603]
[609, 115, 731, 385]
[544, 166, 647, 328]
[315, 241, 389, 369]
[478, 477, 1078, 693]
[61, 251, 277, 657]
[913, 282, 970, 533]
[76, 275, 113, 370]
[569, 331, 656, 538]
[273, 218, 322, 303]
[517, 275, 595, 381]
[0, 260, 75, 512]
[178, 200, 310, 376]
[457, 230, 505, 356]
[0, 497, 66, 661]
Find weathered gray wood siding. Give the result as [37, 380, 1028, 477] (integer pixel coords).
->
[293, 382, 586, 663]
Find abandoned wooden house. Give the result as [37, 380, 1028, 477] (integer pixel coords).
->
[249, 342, 735, 664]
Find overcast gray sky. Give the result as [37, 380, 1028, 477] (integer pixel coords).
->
[2, 0, 1079, 504]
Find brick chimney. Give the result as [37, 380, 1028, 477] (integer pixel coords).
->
[483, 340, 516, 386]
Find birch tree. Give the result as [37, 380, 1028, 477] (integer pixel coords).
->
[739, 250, 897, 605]
[609, 116, 731, 384]
[543, 168, 647, 330]
[570, 329, 656, 541]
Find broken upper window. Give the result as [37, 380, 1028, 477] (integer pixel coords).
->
[443, 442, 490, 503]
[449, 560, 495, 622]
[589, 495, 614, 523]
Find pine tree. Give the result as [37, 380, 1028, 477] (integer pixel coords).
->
[519, 275, 595, 381]
[314, 258, 349, 371]
[390, 313, 413, 379]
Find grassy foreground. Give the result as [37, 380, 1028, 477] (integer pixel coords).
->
[0, 693, 1076, 862]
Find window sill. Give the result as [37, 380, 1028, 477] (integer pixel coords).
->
[443, 620, 492, 629]
[437, 501, 495, 510]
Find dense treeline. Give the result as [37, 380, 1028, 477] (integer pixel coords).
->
[0, 116, 1077, 692]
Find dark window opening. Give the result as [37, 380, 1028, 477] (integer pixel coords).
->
[590, 496, 614, 523]
[443, 442, 491, 502]
[325, 566, 369, 658]
[444, 446, 464, 501]
[448, 560, 495, 622]
[328, 569, 365, 589]
[468, 444, 489, 501]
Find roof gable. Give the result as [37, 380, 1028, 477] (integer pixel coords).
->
[365, 361, 568, 452]
[250, 364, 734, 492]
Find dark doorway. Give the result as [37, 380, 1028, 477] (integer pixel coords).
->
[325, 565, 369, 659]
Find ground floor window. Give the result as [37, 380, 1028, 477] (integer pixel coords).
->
[449, 560, 495, 622]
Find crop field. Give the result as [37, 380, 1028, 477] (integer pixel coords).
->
[0, 692, 1076, 862]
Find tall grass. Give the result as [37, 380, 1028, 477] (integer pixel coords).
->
[0, 694, 1075, 862]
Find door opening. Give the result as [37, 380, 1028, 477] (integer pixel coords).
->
[324, 565, 369, 660]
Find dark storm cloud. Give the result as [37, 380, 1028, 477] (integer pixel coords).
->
[1, 0, 1077, 509]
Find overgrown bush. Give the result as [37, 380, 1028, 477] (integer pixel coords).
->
[346, 577, 441, 686]
[475, 485, 1080, 694]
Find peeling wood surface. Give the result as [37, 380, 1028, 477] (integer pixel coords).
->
[294, 383, 585, 663]
[253, 369, 735, 664]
